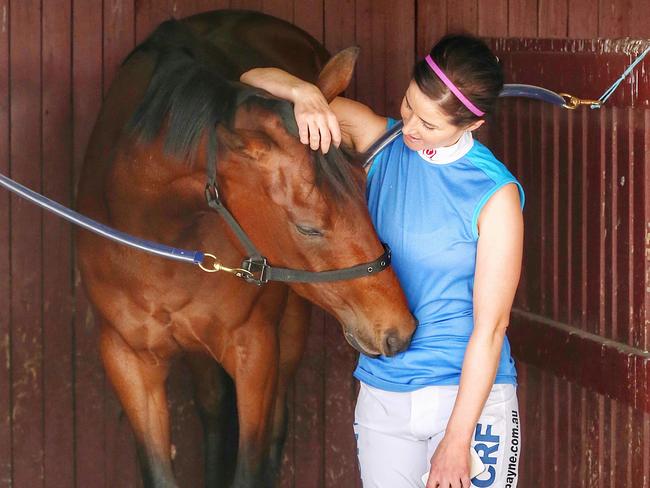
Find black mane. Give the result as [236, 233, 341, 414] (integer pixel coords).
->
[126, 18, 362, 202]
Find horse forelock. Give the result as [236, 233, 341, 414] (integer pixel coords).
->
[311, 146, 365, 204]
[125, 18, 363, 205]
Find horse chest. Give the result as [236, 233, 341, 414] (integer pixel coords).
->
[158, 283, 285, 355]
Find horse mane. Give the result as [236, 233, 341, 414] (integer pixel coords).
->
[126, 19, 362, 202]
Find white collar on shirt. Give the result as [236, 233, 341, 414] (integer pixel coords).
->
[416, 131, 474, 165]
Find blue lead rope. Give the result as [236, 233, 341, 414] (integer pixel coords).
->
[499, 84, 566, 106]
[0, 173, 205, 265]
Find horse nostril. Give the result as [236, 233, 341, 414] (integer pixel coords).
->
[384, 331, 407, 357]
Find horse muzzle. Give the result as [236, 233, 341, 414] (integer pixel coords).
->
[344, 322, 415, 358]
[344, 330, 381, 358]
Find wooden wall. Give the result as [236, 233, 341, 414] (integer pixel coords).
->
[417, 0, 649, 41]
[0, 1, 649, 487]
[482, 37, 650, 488]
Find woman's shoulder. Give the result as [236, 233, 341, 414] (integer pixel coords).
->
[465, 140, 512, 180]
[464, 140, 525, 238]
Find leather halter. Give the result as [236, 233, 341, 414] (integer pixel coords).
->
[204, 153, 391, 286]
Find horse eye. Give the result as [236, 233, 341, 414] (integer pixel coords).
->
[295, 224, 323, 237]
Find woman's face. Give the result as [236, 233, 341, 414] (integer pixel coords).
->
[399, 80, 484, 151]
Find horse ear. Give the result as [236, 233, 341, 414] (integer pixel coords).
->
[216, 125, 271, 160]
[316, 47, 360, 103]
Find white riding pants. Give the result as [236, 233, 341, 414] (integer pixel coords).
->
[354, 382, 521, 488]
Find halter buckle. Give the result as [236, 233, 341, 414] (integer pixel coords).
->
[241, 256, 270, 285]
[205, 182, 220, 204]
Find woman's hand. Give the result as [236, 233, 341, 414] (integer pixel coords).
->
[291, 83, 341, 153]
[425, 435, 472, 488]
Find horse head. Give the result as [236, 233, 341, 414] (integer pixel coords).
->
[214, 50, 417, 357]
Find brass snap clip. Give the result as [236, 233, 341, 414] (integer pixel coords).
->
[198, 254, 254, 280]
[559, 93, 602, 110]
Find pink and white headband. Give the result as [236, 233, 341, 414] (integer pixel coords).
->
[424, 55, 485, 117]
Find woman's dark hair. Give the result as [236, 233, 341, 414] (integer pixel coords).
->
[412, 34, 503, 127]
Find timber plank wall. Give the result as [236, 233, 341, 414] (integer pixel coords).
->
[0, 1, 649, 487]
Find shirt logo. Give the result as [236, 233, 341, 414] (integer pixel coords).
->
[422, 148, 437, 158]
[415, 131, 474, 165]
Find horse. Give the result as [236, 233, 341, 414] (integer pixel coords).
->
[76, 10, 416, 488]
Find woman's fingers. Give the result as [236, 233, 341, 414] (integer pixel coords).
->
[305, 114, 334, 153]
[298, 118, 310, 145]
[450, 477, 463, 488]
[328, 112, 342, 149]
[311, 112, 342, 153]
[307, 118, 321, 151]
[427, 474, 468, 488]
[293, 91, 340, 153]
[317, 116, 332, 153]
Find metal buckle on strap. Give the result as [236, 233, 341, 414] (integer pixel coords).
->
[205, 182, 220, 204]
[241, 256, 270, 285]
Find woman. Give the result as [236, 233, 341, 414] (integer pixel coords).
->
[242, 34, 523, 488]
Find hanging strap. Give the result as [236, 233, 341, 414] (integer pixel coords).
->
[591, 45, 650, 108]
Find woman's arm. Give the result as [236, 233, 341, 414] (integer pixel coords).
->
[329, 97, 387, 153]
[240, 68, 386, 154]
[425, 183, 523, 488]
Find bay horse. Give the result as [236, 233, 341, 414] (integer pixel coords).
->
[76, 10, 416, 488]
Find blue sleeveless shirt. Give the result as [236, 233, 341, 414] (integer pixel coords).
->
[353, 119, 525, 392]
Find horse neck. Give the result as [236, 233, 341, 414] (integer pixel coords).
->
[108, 140, 209, 241]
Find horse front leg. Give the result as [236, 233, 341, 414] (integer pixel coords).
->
[226, 321, 279, 488]
[99, 325, 178, 488]
[186, 353, 238, 487]
[267, 291, 310, 480]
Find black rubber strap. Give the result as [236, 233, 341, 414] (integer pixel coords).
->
[206, 184, 262, 258]
[261, 243, 392, 283]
